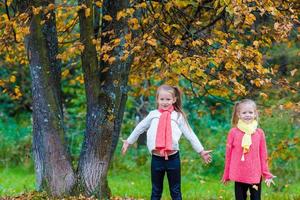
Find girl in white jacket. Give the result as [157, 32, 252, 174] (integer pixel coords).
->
[122, 84, 212, 200]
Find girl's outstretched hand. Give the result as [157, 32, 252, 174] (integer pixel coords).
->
[200, 150, 213, 164]
[121, 140, 130, 155]
[265, 176, 276, 187]
[221, 178, 229, 185]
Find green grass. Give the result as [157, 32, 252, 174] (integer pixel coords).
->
[0, 164, 299, 199]
[0, 165, 35, 197]
[109, 167, 300, 200]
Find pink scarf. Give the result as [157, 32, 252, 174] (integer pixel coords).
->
[155, 105, 174, 160]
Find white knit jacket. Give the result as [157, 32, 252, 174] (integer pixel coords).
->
[126, 110, 204, 154]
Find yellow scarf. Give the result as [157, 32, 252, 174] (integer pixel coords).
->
[237, 119, 258, 161]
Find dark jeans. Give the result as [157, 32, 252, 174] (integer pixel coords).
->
[151, 152, 182, 200]
[235, 181, 262, 200]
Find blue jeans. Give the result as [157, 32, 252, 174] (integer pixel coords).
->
[151, 152, 182, 200]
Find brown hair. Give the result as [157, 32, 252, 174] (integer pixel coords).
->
[156, 85, 189, 125]
[231, 99, 258, 127]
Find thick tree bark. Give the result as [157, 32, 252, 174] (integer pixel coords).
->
[25, 1, 75, 196]
[77, 0, 132, 198]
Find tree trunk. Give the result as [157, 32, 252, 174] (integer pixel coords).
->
[25, 1, 75, 196]
[136, 96, 149, 148]
[77, 0, 132, 198]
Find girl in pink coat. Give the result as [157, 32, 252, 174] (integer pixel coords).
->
[222, 99, 276, 200]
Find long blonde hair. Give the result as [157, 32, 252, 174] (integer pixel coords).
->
[231, 99, 259, 127]
[156, 85, 189, 125]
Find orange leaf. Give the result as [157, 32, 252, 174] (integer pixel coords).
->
[146, 38, 157, 46]
[85, 8, 91, 17]
[48, 3, 55, 10]
[117, 10, 127, 20]
[174, 38, 182, 45]
[290, 69, 297, 77]
[103, 15, 112, 21]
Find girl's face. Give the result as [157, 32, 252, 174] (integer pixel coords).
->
[157, 89, 176, 110]
[238, 103, 257, 124]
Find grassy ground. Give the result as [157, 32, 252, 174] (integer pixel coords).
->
[108, 168, 300, 200]
[1, 165, 299, 199]
[0, 165, 35, 196]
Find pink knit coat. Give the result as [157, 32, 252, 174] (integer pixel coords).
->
[222, 127, 273, 184]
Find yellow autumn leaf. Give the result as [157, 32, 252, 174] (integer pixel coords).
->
[146, 38, 157, 46]
[192, 40, 203, 47]
[165, 2, 173, 11]
[46, 13, 51, 19]
[208, 80, 221, 86]
[259, 92, 268, 99]
[14, 86, 22, 96]
[113, 80, 119, 86]
[283, 102, 293, 109]
[274, 22, 280, 30]
[76, 43, 85, 52]
[225, 61, 235, 70]
[216, 6, 225, 16]
[103, 15, 112, 21]
[264, 108, 273, 116]
[245, 62, 255, 70]
[107, 114, 115, 121]
[19, 13, 29, 21]
[117, 10, 127, 20]
[125, 33, 132, 41]
[196, 69, 204, 77]
[113, 38, 121, 46]
[48, 3, 55, 10]
[103, 54, 110, 61]
[6, 0, 13, 6]
[128, 18, 139, 30]
[154, 13, 160, 19]
[142, 18, 149, 24]
[120, 54, 129, 61]
[61, 69, 70, 78]
[101, 67, 110, 72]
[155, 58, 161, 67]
[253, 40, 259, 48]
[163, 24, 172, 34]
[85, 8, 91, 17]
[251, 79, 261, 87]
[207, 39, 213, 45]
[0, 80, 5, 87]
[174, 38, 182, 45]
[79, 4, 87, 10]
[95, 1, 102, 7]
[92, 39, 97, 45]
[174, 0, 193, 8]
[56, 54, 62, 60]
[32, 6, 42, 15]
[69, 79, 76, 85]
[245, 13, 256, 25]
[171, 24, 181, 29]
[10, 75, 16, 83]
[109, 57, 116, 64]
[132, 45, 141, 52]
[213, 0, 219, 8]
[126, 8, 135, 16]
[138, 2, 147, 9]
[221, 0, 230, 6]
[75, 75, 84, 84]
